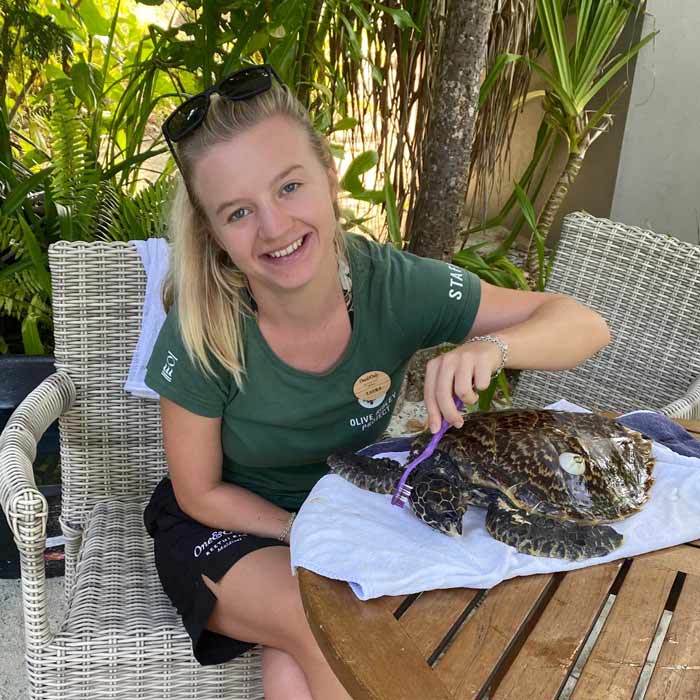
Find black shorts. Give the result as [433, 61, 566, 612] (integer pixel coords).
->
[143, 476, 288, 666]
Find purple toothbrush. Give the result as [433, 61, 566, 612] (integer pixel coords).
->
[391, 396, 464, 508]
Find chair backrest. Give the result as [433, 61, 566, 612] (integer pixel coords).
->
[512, 212, 700, 413]
[49, 241, 166, 527]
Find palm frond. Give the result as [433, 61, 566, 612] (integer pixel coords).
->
[105, 176, 173, 242]
[49, 90, 88, 208]
[0, 272, 51, 323]
[0, 212, 23, 254]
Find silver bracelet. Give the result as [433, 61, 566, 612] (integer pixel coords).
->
[467, 335, 508, 376]
[278, 512, 296, 543]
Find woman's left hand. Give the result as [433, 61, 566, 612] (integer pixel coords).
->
[423, 340, 502, 433]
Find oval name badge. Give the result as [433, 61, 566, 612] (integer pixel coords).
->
[353, 370, 391, 405]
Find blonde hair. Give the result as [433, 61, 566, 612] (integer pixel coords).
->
[162, 79, 346, 390]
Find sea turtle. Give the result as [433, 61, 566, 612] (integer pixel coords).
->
[327, 409, 656, 560]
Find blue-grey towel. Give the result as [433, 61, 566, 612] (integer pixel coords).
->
[617, 410, 700, 458]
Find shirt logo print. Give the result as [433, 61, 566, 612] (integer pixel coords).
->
[161, 350, 178, 382]
[447, 263, 464, 301]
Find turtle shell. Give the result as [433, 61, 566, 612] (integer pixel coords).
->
[407, 409, 655, 524]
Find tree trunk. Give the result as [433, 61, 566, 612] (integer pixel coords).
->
[407, 0, 497, 260]
[537, 114, 613, 246]
[537, 150, 585, 244]
[403, 0, 496, 403]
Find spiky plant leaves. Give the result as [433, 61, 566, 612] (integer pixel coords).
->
[47, 90, 120, 244]
[105, 176, 172, 242]
[49, 91, 88, 239]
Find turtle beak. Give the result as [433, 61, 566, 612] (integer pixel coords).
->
[444, 517, 463, 538]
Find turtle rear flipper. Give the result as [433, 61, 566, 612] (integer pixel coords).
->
[485, 497, 623, 561]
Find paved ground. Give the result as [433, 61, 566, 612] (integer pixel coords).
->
[0, 576, 66, 700]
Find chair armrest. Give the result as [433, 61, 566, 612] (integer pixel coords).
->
[0, 371, 75, 649]
[659, 375, 700, 420]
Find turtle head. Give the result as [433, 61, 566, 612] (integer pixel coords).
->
[410, 470, 467, 537]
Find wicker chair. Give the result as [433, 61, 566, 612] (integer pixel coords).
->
[0, 241, 263, 699]
[512, 211, 700, 418]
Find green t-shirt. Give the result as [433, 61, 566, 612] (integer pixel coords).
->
[145, 234, 481, 510]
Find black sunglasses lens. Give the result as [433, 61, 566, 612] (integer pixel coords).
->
[218, 67, 272, 100]
[166, 94, 209, 141]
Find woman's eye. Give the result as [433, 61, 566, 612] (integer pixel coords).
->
[282, 182, 301, 195]
[228, 208, 249, 223]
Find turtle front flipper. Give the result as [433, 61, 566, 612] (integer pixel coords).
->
[327, 453, 404, 494]
[485, 497, 623, 560]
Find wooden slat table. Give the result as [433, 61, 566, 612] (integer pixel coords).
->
[299, 417, 700, 700]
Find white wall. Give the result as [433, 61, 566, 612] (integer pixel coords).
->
[611, 1, 700, 244]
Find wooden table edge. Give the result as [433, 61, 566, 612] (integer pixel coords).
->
[298, 567, 453, 700]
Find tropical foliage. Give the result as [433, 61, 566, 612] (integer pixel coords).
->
[460, 0, 655, 291]
[0, 0, 655, 356]
[0, 0, 436, 353]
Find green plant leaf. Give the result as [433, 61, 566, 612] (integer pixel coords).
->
[22, 149, 50, 168]
[45, 65, 65, 82]
[16, 217, 51, 295]
[513, 182, 539, 235]
[331, 117, 359, 132]
[1, 167, 53, 217]
[247, 30, 270, 53]
[338, 13, 362, 57]
[494, 257, 529, 290]
[340, 150, 378, 194]
[577, 81, 626, 143]
[498, 370, 511, 403]
[350, 189, 385, 205]
[478, 373, 499, 410]
[0, 258, 33, 281]
[347, 0, 371, 29]
[527, 60, 578, 116]
[537, 0, 572, 94]
[78, 0, 112, 35]
[375, 4, 418, 30]
[330, 143, 346, 159]
[101, 145, 168, 181]
[577, 30, 657, 109]
[383, 168, 401, 247]
[72, 62, 103, 109]
[21, 313, 45, 355]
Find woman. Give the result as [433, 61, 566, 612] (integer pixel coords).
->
[144, 64, 610, 700]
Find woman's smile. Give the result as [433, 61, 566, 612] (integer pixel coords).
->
[261, 231, 312, 264]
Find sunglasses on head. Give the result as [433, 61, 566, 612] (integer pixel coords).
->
[162, 64, 285, 167]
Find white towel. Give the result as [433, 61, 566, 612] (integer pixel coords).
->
[290, 400, 700, 600]
[124, 238, 170, 400]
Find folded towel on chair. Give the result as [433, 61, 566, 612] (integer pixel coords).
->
[290, 400, 700, 600]
[124, 238, 170, 400]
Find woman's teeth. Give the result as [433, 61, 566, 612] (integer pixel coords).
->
[268, 235, 305, 259]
